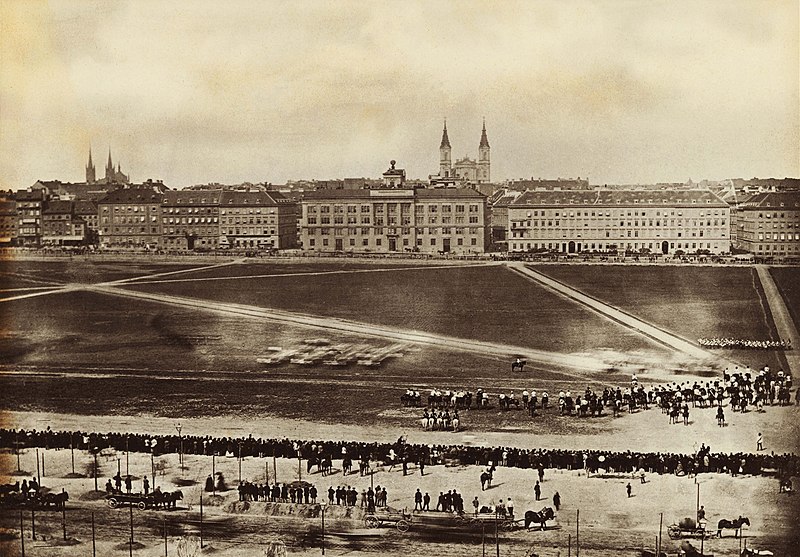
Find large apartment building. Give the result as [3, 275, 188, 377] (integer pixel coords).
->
[218, 190, 298, 250]
[506, 189, 730, 255]
[735, 191, 800, 258]
[300, 188, 489, 254]
[161, 190, 222, 250]
[98, 183, 167, 249]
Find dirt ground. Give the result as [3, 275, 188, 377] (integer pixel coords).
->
[1, 404, 799, 557]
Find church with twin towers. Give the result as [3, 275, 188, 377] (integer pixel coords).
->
[435, 119, 491, 184]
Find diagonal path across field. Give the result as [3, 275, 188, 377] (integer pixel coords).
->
[87, 283, 613, 374]
[116, 262, 500, 286]
[754, 265, 800, 376]
[506, 262, 719, 362]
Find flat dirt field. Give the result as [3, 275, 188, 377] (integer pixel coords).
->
[1, 257, 798, 556]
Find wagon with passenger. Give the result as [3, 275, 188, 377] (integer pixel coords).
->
[364, 507, 412, 532]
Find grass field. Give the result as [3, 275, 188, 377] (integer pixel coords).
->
[771, 266, 800, 329]
[124, 265, 660, 355]
[532, 265, 785, 372]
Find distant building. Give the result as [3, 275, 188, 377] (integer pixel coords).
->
[161, 190, 222, 250]
[41, 200, 86, 245]
[382, 160, 406, 188]
[735, 191, 800, 258]
[506, 189, 730, 255]
[0, 199, 16, 245]
[97, 182, 168, 249]
[15, 189, 46, 246]
[300, 187, 489, 254]
[432, 120, 490, 185]
[218, 190, 298, 250]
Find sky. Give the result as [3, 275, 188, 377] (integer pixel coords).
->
[0, 0, 798, 189]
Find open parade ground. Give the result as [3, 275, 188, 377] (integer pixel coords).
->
[1, 256, 799, 556]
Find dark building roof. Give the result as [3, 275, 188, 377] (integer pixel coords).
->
[511, 189, 727, 208]
[162, 190, 223, 205]
[739, 191, 800, 209]
[219, 190, 283, 205]
[98, 185, 165, 204]
[415, 188, 485, 199]
[43, 200, 73, 215]
[16, 190, 45, 201]
[74, 200, 98, 216]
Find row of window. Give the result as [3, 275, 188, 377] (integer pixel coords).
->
[509, 241, 723, 251]
[307, 203, 481, 214]
[512, 230, 726, 239]
[512, 219, 726, 228]
[514, 209, 725, 218]
[756, 233, 800, 241]
[308, 237, 479, 248]
[308, 227, 482, 236]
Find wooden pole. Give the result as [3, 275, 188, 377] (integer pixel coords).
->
[200, 491, 204, 548]
[163, 518, 168, 557]
[273, 455, 277, 483]
[36, 448, 41, 486]
[126, 436, 130, 477]
[494, 508, 499, 557]
[93, 452, 98, 491]
[19, 511, 24, 557]
[129, 496, 134, 557]
[568, 533, 571, 557]
[321, 505, 325, 555]
[238, 444, 242, 484]
[41, 450, 45, 478]
[482, 520, 486, 557]
[265, 458, 269, 485]
[658, 512, 663, 557]
[212, 453, 216, 496]
[151, 451, 155, 490]
[70, 434, 75, 475]
[62, 490, 67, 540]
[30, 508, 35, 541]
[91, 512, 96, 557]
[576, 509, 580, 557]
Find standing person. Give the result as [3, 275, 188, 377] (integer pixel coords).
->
[472, 496, 480, 516]
[423, 492, 430, 511]
[757, 432, 764, 451]
[716, 406, 725, 427]
[143, 476, 149, 495]
[534, 480, 541, 501]
[402, 458, 408, 476]
[552, 491, 561, 511]
[125, 475, 132, 494]
[626, 482, 632, 498]
[538, 465, 545, 483]
[419, 457, 425, 476]
[414, 489, 423, 511]
[682, 404, 690, 425]
[506, 497, 514, 520]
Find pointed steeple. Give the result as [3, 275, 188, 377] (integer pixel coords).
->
[479, 118, 490, 149]
[87, 148, 93, 167]
[440, 119, 451, 149]
[107, 148, 113, 169]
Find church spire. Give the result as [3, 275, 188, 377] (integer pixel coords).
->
[440, 119, 451, 149]
[479, 118, 490, 149]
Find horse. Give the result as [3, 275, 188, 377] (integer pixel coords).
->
[155, 490, 183, 510]
[524, 506, 555, 530]
[480, 471, 493, 491]
[741, 549, 774, 556]
[0, 482, 20, 496]
[716, 516, 749, 537]
[40, 491, 69, 510]
[511, 358, 527, 372]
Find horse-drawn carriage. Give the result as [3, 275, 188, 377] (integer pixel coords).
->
[667, 517, 712, 540]
[455, 507, 555, 532]
[106, 489, 182, 510]
[0, 482, 68, 510]
[364, 507, 412, 532]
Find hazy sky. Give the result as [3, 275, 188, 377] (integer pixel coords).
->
[1, 0, 798, 189]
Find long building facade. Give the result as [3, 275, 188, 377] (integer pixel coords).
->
[735, 191, 800, 258]
[506, 190, 731, 255]
[300, 188, 489, 254]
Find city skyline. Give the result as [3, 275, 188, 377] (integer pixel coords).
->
[1, 0, 798, 189]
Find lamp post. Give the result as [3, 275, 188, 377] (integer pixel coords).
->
[175, 423, 183, 470]
[321, 501, 327, 555]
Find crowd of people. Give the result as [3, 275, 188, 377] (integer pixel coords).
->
[698, 337, 792, 350]
[2, 426, 797, 481]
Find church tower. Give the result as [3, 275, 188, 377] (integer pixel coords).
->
[477, 119, 490, 183]
[105, 149, 114, 182]
[439, 119, 452, 177]
[85, 148, 96, 184]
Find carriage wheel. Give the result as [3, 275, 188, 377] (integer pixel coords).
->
[396, 519, 410, 533]
[137, 501, 147, 510]
[502, 520, 516, 531]
[107, 498, 119, 509]
[364, 516, 380, 528]
[667, 526, 681, 540]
